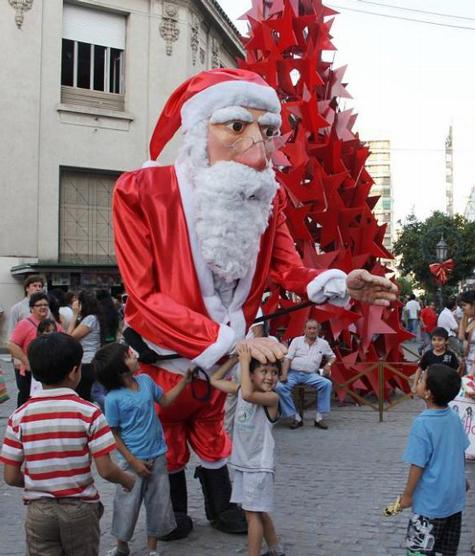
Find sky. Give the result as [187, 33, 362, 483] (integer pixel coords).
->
[216, 0, 475, 229]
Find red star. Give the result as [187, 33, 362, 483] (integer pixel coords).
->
[282, 124, 310, 167]
[356, 304, 396, 352]
[263, 2, 299, 53]
[244, 17, 277, 53]
[334, 109, 355, 142]
[277, 163, 325, 205]
[329, 65, 353, 99]
[285, 86, 330, 135]
[285, 204, 313, 241]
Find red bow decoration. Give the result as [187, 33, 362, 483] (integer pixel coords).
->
[429, 259, 455, 285]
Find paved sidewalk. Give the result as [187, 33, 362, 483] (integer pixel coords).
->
[1, 355, 474, 555]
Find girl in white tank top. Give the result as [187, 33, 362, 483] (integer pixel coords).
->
[210, 343, 284, 556]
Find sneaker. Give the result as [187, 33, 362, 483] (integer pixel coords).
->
[314, 419, 329, 430]
[148, 552, 160, 556]
[289, 419, 303, 429]
[106, 548, 130, 556]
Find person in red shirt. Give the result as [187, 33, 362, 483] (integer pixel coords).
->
[420, 302, 438, 352]
[8, 292, 63, 406]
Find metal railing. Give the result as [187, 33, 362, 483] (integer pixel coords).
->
[294, 355, 418, 422]
[332, 360, 417, 422]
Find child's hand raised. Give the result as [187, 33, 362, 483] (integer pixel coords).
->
[236, 342, 252, 364]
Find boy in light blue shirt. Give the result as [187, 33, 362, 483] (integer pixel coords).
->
[93, 343, 192, 556]
[399, 363, 468, 556]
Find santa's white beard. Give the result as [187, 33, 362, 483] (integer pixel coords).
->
[192, 160, 278, 283]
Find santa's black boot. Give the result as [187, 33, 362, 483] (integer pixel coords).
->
[194, 465, 247, 534]
[158, 470, 193, 541]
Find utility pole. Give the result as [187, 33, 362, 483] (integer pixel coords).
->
[445, 126, 454, 217]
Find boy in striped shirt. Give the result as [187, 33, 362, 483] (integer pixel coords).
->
[0, 333, 135, 556]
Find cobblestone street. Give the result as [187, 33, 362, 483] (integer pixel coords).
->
[1, 354, 475, 555]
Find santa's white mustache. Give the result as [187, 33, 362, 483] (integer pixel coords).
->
[193, 160, 277, 204]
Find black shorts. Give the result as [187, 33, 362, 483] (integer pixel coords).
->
[406, 512, 462, 556]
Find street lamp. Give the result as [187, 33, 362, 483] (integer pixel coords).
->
[435, 236, 448, 310]
[435, 236, 448, 262]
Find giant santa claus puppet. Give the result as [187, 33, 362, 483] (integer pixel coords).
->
[113, 68, 397, 539]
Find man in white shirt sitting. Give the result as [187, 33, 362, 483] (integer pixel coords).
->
[276, 319, 336, 430]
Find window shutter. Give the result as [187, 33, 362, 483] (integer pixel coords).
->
[63, 4, 125, 49]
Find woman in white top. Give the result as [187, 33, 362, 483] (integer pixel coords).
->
[459, 290, 475, 375]
[68, 290, 104, 401]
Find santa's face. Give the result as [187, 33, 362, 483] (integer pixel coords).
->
[207, 107, 279, 169]
[185, 106, 281, 283]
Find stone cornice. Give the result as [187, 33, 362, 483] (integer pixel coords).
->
[195, 0, 244, 57]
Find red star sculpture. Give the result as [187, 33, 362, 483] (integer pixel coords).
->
[242, 0, 407, 403]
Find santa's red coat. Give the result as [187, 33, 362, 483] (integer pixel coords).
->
[113, 164, 322, 366]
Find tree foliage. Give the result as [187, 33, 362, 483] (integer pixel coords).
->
[393, 212, 475, 292]
[396, 275, 418, 299]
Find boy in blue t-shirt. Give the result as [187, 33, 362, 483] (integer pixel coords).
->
[399, 363, 468, 556]
[93, 343, 192, 556]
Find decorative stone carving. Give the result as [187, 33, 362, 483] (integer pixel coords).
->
[9, 0, 33, 29]
[211, 37, 220, 69]
[160, 2, 180, 56]
[199, 47, 205, 65]
[190, 14, 199, 66]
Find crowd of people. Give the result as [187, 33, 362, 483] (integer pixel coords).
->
[5, 275, 125, 407]
[403, 291, 475, 373]
[1, 275, 475, 555]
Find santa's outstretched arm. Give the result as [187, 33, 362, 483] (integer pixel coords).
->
[269, 190, 397, 307]
[113, 173, 236, 369]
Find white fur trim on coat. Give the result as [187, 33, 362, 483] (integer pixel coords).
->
[181, 81, 281, 132]
[192, 324, 236, 369]
[175, 160, 256, 343]
[307, 269, 349, 307]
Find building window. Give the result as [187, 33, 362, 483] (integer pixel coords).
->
[61, 39, 124, 94]
[368, 164, 390, 176]
[59, 169, 118, 264]
[61, 4, 126, 110]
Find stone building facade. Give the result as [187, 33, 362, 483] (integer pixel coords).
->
[0, 0, 243, 344]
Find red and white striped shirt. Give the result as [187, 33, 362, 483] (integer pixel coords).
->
[0, 388, 115, 502]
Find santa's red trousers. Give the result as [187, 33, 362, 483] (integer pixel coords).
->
[140, 363, 232, 472]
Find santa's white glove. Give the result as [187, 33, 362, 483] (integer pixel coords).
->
[307, 269, 349, 307]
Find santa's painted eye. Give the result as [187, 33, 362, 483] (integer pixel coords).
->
[263, 126, 278, 138]
[229, 121, 244, 132]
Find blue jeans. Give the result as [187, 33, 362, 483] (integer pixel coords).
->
[275, 370, 332, 417]
[407, 319, 418, 335]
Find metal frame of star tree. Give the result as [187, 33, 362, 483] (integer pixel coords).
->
[238, 0, 415, 402]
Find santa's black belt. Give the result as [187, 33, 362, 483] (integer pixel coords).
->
[122, 327, 211, 401]
[122, 300, 314, 401]
[122, 299, 313, 364]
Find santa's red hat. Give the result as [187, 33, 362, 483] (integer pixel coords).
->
[149, 68, 281, 160]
